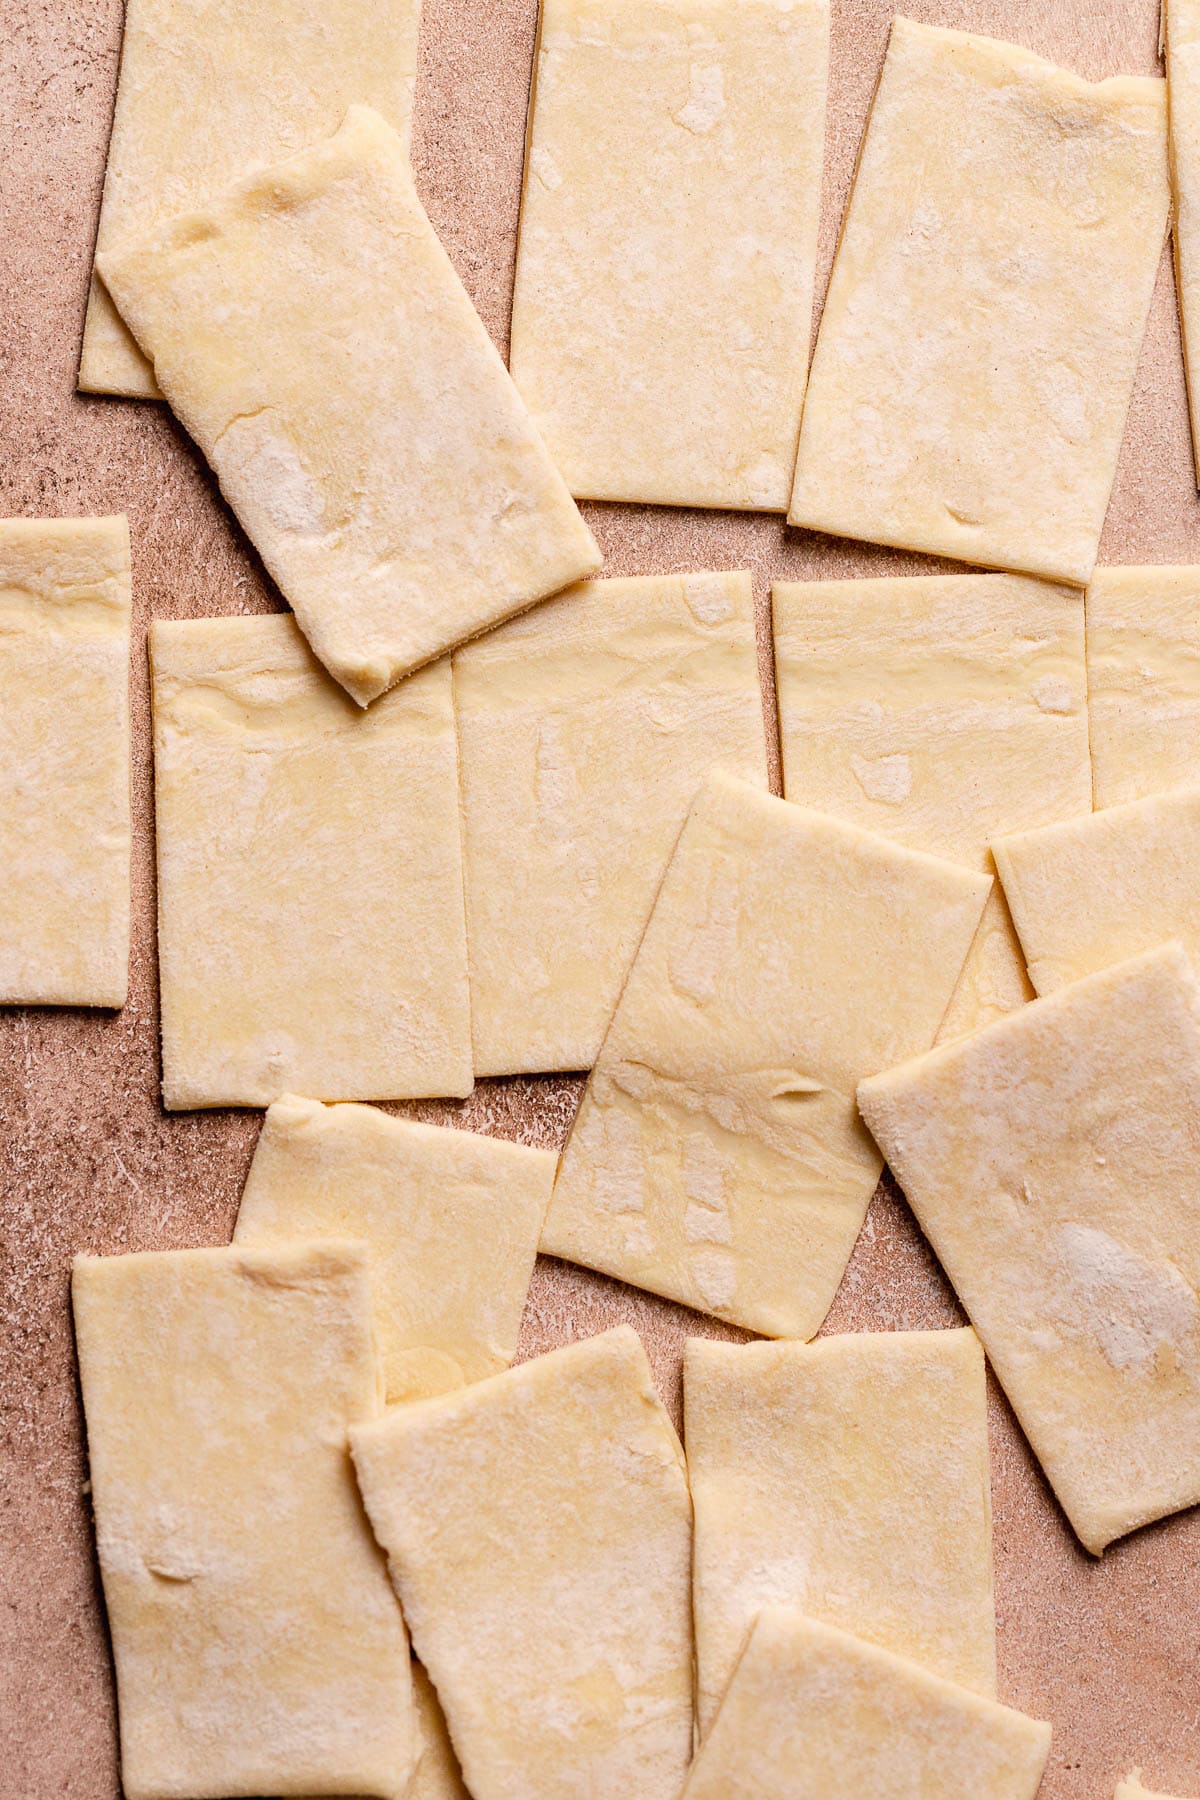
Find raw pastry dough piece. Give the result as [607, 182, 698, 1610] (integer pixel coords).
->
[1116, 1777, 1199, 1800]
[995, 787, 1200, 997]
[78, 0, 421, 398]
[72, 1242, 415, 1800]
[509, 0, 828, 510]
[859, 944, 1200, 1555]
[410, 1664, 470, 1800]
[1086, 566, 1200, 807]
[542, 770, 991, 1338]
[351, 1326, 693, 1800]
[150, 614, 471, 1109]
[234, 1095, 556, 1401]
[1168, 0, 1200, 481]
[0, 516, 131, 1006]
[680, 1610, 1051, 1800]
[101, 108, 600, 706]
[788, 18, 1169, 586]
[454, 570, 767, 1074]
[684, 1328, 996, 1735]
[773, 571, 1089, 1037]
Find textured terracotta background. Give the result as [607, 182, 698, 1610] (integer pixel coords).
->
[3, 0, 1200, 1795]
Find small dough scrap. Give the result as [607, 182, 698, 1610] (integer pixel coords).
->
[859, 944, 1200, 1555]
[684, 1327, 996, 1736]
[454, 570, 767, 1074]
[0, 516, 131, 1006]
[410, 1663, 470, 1800]
[773, 571, 1090, 1037]
[1086, 566, 1200, 807]
[995, 787, 1200, 996]
[101, 107, 600, 706]
[351, 1326, 693, 1800]
[78, 0, 420, 398]
[789, 18, 1168, 586]
[234, 1095, 556, 1401]
[150, 614, 471, 1109]
[1168, 0, 1200, 483]
[680, 1610, 1051, 1800]
[1116, 1777, 1200, 1800]
[72, 1241, 415, 1800]
[509, 0, 828, 509]
[542, 770, 992, 1338]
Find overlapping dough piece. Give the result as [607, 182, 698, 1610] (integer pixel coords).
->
[72, 1242, 415, 1800]
[789, 18, 1168, 585]
[860, 944, 1200, 1555]
[454, 570, 767, 1073]
[773, 572, 1090, 1035]
[234, 1096, 555, 1400]
[150, 614, 471, 1109]
[1086, 566, 1200, 807]
[509, 0, 828, 509]
[995, 787, 1200, 996]
[1117, 1778, 1199, 1800]
[542, 770, 991, 1337]
[680, 1611, 1052, 1800]
[101, 107, 600, 705]
[685, 1328, 996, 1735]
[78, 0, 421, 398]
[0, 516, 131, 1007]
[351, 1326, 693, 1800]
[1168, 0, 1200, 481]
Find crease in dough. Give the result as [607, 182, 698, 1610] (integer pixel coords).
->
[409, 1662, 471, 1800]
[1085, 565, 1200, 808]
[1167, 0, 1200, 483]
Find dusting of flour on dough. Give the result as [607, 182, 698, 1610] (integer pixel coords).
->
[211, 412, 325, 536]
[1031, 675, 1074, 714]
[850, 752, 912, 805]
[529, 147, 562, 191]
[683, 574, 733, 626]
[675, 65, 725, 134]
[1055, 1222, 1199, 1373]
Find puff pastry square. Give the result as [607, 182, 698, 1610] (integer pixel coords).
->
[234, 1094, 555, 1400]
[0, 516, 131, 1007]
[78, 0, 421, 398]
[509, 0, 828, 510]
[454, 570, 767, 1074]
[351, 1326, 693, 1800]
[101, 107, 600, 705]
[680, 1611, 1051, 1800]
[150, 614, 471, 1109]
[684, 1327, 996, 1735]
[860, 944, 1200, 1555]
[1086, 566, 1200, 807]
[773, 571, 1089, 1036]
[72, 1242, 415, 1800]
[789, 18, 1168, 586]
[1168, 0, 1200, 482]
[542, 770, 991, 1338]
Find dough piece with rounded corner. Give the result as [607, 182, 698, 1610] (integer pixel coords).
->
[859, 944, 1200, 1555]
[542, 770, 991, 1338]
[234, 1095, 555, 1401]
[1086, 566, 1200, 807]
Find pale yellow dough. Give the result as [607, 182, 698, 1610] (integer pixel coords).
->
[72, 1242, 415, 1800]
[1086, 566, 1200, 807]
[409, 1664, 470, 1800]
[859, 944, 1200, 1555]
[0, 516, 131, 1006]
[680, 1611, 1051, 1800]
[351, 1326, 693, 1800]
[541, 770, 991, 1338]
[1168, 0, 1200, 481]
[789, 18, 1168, 585]
[234, 1095, 555, 1401]
[101, 107, 600, 706]
[79, 0, 421, 398]
[773, 572, 1089, 1037]
[454, 570, 767, 1074]
[150, 614, 471, 1109]
[509, 0, 828, 509]
[684, 1328, 996, 1736]
[1116, 1776, 1200, 1800]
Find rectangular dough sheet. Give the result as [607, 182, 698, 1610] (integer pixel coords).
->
[72, 1241, 415, 1800]
[234, 1094, 555, 1401]
[684, 1327, 996, 1736]
[454, 570, 767, 1074]
[789, 18, 1168, 586]
[1086, 566, 1200, 807]
[0, 516, 131, 1006]
[350, 1326, 693, 1800]
[509, 0, 828, 509]
[680, 1610, 1051, 1800]
[100, 107, 600, 706]
[150, 613, 472, 1109]
[78, 0, 421, 398]
[859, 943, 1200, 1556]
[1168, 0, 1200, 482]
[773, 572, 1090, 1038]
[541, 770, 991, 1339]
